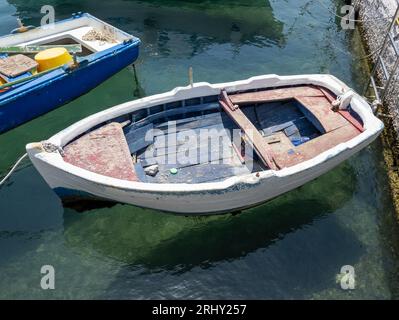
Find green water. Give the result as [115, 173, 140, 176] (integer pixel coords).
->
[1, 0, 399, 299]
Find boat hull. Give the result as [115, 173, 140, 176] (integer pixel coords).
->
[0, 41, 139, 133]
[27, 129, 379, 215]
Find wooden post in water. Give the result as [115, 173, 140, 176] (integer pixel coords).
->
[131, 64, 145, 98]
[189, 66, 193, 87]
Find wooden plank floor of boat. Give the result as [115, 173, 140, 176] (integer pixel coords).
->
[136, 111, 255, 183]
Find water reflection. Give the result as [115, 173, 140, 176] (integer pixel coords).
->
[63, 162, 358, 270]
[7, 0, 286, 58]
[103, 213, 363, 299]
[0, 166, 63, 265]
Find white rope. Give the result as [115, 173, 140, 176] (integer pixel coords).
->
[0, 153, 28, 186]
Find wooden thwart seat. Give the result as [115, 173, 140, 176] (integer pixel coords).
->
[0, 44, 83, 54]
[63, 122, 139, 181]
[219, 90, 278, 170]
[229, 86, 324, 105]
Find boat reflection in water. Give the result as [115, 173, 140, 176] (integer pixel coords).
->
[62, 162, 360, 270]
[8, 0, 286, 57]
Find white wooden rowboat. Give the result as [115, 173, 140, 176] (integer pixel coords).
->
[26, 74, 384, 215]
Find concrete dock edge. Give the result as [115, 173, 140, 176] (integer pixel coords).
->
[355, 0, 399, 219]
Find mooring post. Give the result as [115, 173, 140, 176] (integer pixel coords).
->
[131, 63, 141, 89]
[132, 63, 138, 81]
[131, 63, 145, 98]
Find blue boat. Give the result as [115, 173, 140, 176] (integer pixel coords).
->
[0, 13, 140, 133]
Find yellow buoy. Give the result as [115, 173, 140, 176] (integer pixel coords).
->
[34, 47, 73, 72]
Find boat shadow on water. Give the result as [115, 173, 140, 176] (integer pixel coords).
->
[7, 0, 286, 52]
[62, 161, 363, 274]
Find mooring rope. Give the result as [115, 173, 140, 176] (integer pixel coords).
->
[0, 141, 63, 187]
[0, 153, 28, 187]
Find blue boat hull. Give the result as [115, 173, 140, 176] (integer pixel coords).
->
[0, 40, 140, 133]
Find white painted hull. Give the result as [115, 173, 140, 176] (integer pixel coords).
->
[26, 74, 384, 215]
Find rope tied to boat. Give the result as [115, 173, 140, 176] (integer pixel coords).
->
[0, 153, 28, 187]
[0, 141, 63, 187]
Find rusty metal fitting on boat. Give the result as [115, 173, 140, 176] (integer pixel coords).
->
[41, 141, 64, 156]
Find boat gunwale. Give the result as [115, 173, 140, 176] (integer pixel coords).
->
[26, 74, 384, 194]
[0, 12, 139, 45]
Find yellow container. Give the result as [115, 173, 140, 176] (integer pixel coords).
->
[34, 47, 73, 72]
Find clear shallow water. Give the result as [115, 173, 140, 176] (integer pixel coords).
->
[0, 0, 399, 299]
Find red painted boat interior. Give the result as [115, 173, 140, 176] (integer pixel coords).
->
[63, 122, 139, 181]
[224, 85, 362, 169]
